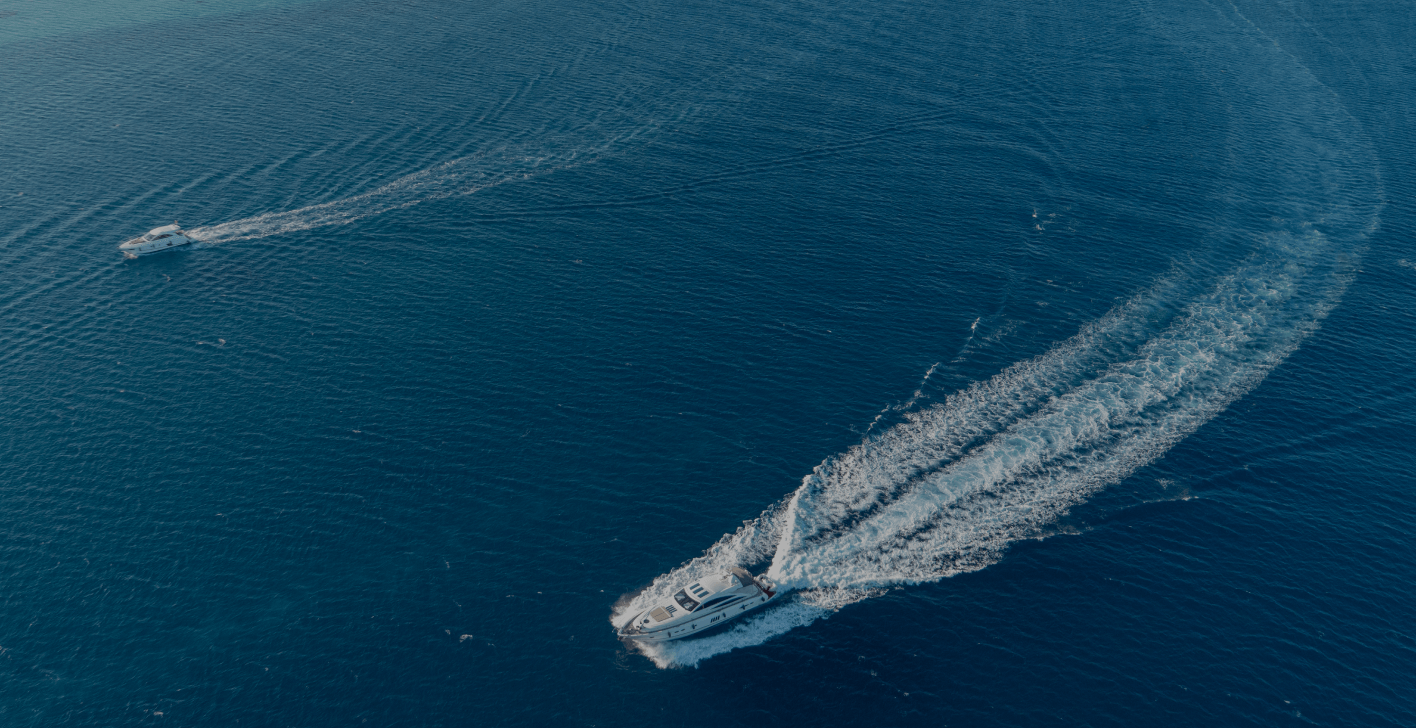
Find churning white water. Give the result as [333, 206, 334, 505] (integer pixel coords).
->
[612, 0, 1382, 668]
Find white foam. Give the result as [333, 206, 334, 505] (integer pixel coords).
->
[617, 230, 1357, 668]
[772, 232, 1347, 592]
[629, 597, 832, 669]
[610, 504, 787, 630]
[609, 0, 1387, 666]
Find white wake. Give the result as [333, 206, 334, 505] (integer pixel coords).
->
[183, 12, 801, 247]
[612, 0, 1382, 668]
[187, 140, 610, 245]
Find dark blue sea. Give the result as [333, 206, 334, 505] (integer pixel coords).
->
[2, 0, 1413, 724]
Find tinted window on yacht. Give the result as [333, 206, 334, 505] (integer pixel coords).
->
[698, 595, 744, 611]
[673, 589, 700, 611]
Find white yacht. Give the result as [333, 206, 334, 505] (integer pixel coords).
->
[617, 567, 779, 642]
[119, 223, 194, 257]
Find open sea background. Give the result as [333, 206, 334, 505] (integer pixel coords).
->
[1, 0, 1413, 724]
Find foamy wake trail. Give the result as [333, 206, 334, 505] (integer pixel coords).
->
[185, 27, 790, 246]
[188, 141, 607, 245]
[613, 0, 1381, 668]
[622, 230, 1356, 670]
[770, 232, 1349, 592]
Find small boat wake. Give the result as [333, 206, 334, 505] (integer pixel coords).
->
[183, 14, 804, 249]
[186, 141, 606, 246]
[612, 0, 1383, 668]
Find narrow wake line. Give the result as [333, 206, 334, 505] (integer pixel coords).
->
[612, 0, 1381, 669]
[861, 316, 978, 437]
[862, 360, 940, 437]
[187, 102, 969, 245]
[183, 6, 828, 248]
[186, 111, 681, 246]
[187, 143, 603, 245]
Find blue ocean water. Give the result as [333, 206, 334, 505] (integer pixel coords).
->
[1, 0, 1413, 724]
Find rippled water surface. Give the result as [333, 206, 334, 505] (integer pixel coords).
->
[1, 0, 1413, 725]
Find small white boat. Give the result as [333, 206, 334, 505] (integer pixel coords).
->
[119, 223, 194, 257]
[617, 567, 779, 642]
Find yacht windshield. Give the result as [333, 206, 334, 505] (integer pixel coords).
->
[673, 589, 700, 611]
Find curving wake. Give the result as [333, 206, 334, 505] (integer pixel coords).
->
[611, 0, 1383, 668]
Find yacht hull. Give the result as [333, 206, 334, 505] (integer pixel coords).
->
[120, 236, 193, 257]
[119, 224, 195, 257]
[618, 588, 781, 643]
